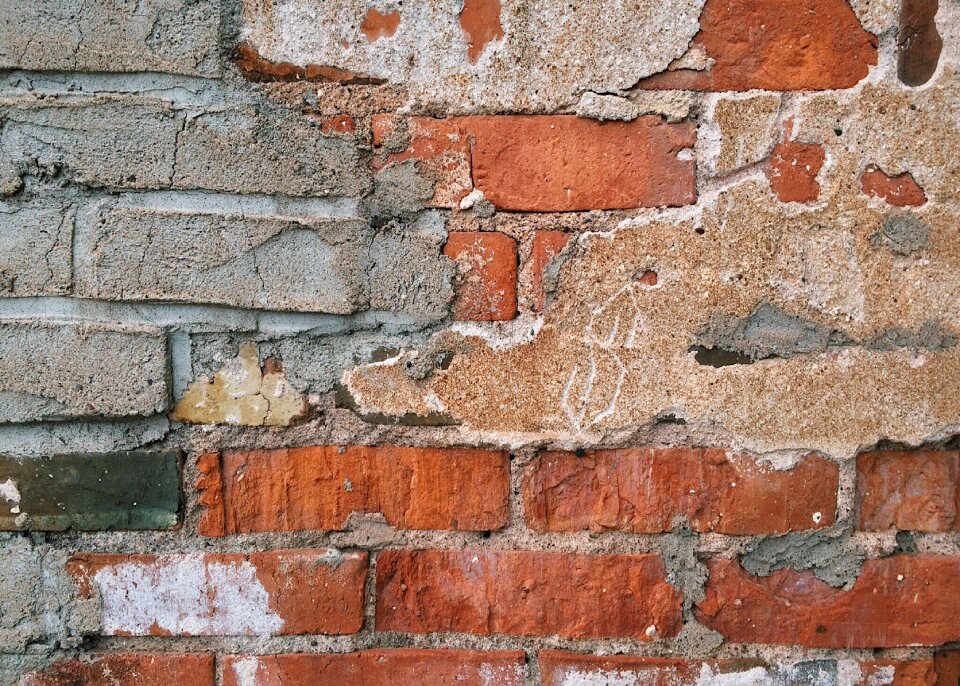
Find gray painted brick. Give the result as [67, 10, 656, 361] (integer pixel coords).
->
[0, 320, 169, 423]
[0, 0, 221, 77]
[0, 199, 73, 297]
[0, 451, 182, 531]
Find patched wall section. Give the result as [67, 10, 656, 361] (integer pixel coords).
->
[0, 0, 958, 684]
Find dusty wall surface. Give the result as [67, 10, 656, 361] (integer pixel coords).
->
[0, 0, 959, 684]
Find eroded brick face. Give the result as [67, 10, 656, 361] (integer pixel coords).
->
[523, 449, 838, 534]
[197, 445, 510, 535]
[376, 549, 683, 639]
[2, 0, 959, 679]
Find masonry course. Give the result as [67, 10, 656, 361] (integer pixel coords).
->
[0, 0, 958, 682]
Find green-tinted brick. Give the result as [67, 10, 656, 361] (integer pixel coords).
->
[0, 451, 182, 531]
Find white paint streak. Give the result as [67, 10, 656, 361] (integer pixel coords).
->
[231, 657, 263, 686]
[479, 662, 525, 686]
[93, 555, 284, 636]
[558, 669, 636, 686]
[0, 478, 21, 514]
[694, 665, 775, 686]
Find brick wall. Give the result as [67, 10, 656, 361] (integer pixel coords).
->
[0, 0, 958, 684]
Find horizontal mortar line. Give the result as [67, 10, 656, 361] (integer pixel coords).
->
[114, 189, 362, 219]
[0, 296, 435, 335]
[0, 69, 227, 104]
[90, 634, 939, 660]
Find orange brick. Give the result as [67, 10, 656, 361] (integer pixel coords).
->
[523, 449, 838, 534]
[697, 555, 960, 647]
[376, 548, 682, 639]
[856, 450, 959, 531]
[67, 550, 367, 636]
[444, 232, 518, 321]
[529, 231, 572, 311]
[196, 445, 509, 536]
[221, 650, 525, 686]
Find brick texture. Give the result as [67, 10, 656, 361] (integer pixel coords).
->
[467, 115, 697, 211]
[529, 231, 573, 311]
[67, 550, 367, 636]
[196, 445, 509, 535]
[21, 654, 215, 686]
[221, 650, 525, 686]
[376, 548, 682, 639]
[856, 450, 959, 531]
[523, 449, 837, 534]
[638, 0, 878, 91]
[540, 652, 939, 686]
[765, 142, 826, 203]
[697, 555, 960, 647]
[444, 232, 518, 321]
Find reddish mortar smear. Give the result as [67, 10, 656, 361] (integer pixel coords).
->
[861, 164, 927, 206]
[361, 8, 401, 42]
[233, 42, 386, 84]
[460, 0, 504, 63]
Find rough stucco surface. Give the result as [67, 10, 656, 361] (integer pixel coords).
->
[240, 0, 706, 112]
[0, 0, 959, 683]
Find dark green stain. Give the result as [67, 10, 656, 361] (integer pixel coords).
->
[0, 451, 182, 531]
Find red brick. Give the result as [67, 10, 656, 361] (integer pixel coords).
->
[221, 650, 525, 686]
[375, 548, 682, 639]
[460, 0, 504, 63]
[196, 445, 509, 536]
[540, 653, 937, 686]
[444, 232, 518, 321]
[765, 142, 826, 203]
[856, 450, 959, 532]
[21, 654, 214, 686]
[935, 650, 960, 686]
[696, 555, 960, 647]
[638, 0, 878, 91]
[858, 661, 938, 686]
[529, 231, 572, 311]
[466, 115, 696, 211]
[523, 449, 838, 535]
[372, 115, 472, 207]
[360, 8, 400, 42]
[67, 550, 367, 636]
[318, 114, 356, 136]
[861, 165, 928, 206]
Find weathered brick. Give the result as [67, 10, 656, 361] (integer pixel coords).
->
[856, 450, 959, 532]
[221, 650, 525, 686]
[529, 231, 572, 312]
[0, 0, 221, 76]
[0, 451, 181, 531]
[68, 550, 367, 636]
[466, 115, 696, 211]
[935, 651, 960, 686]
[76, 206, 369, 314]
[0, 200, 73, 297]
[444, 232, 518, 321]
[0, 320, 169, 423]
[372, 116, 473, 208]
[523, 449, 838, 535]
[172, 107, 369, 197]
[196, 445, 510, 536]
[0, 96, 181, 191]
[76, 203, 452, 317]
[376, 549, 682, 639]
[861, 165, 928, 206]
[898, 0, 943, 87]
[21, 654, 215, 686]
[639, 0, 878, 91]
[0, 97, 369, 197]
[540, 653, 938, 686]
[697, 555, 960, 647]
[765, 142, 826, 203]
